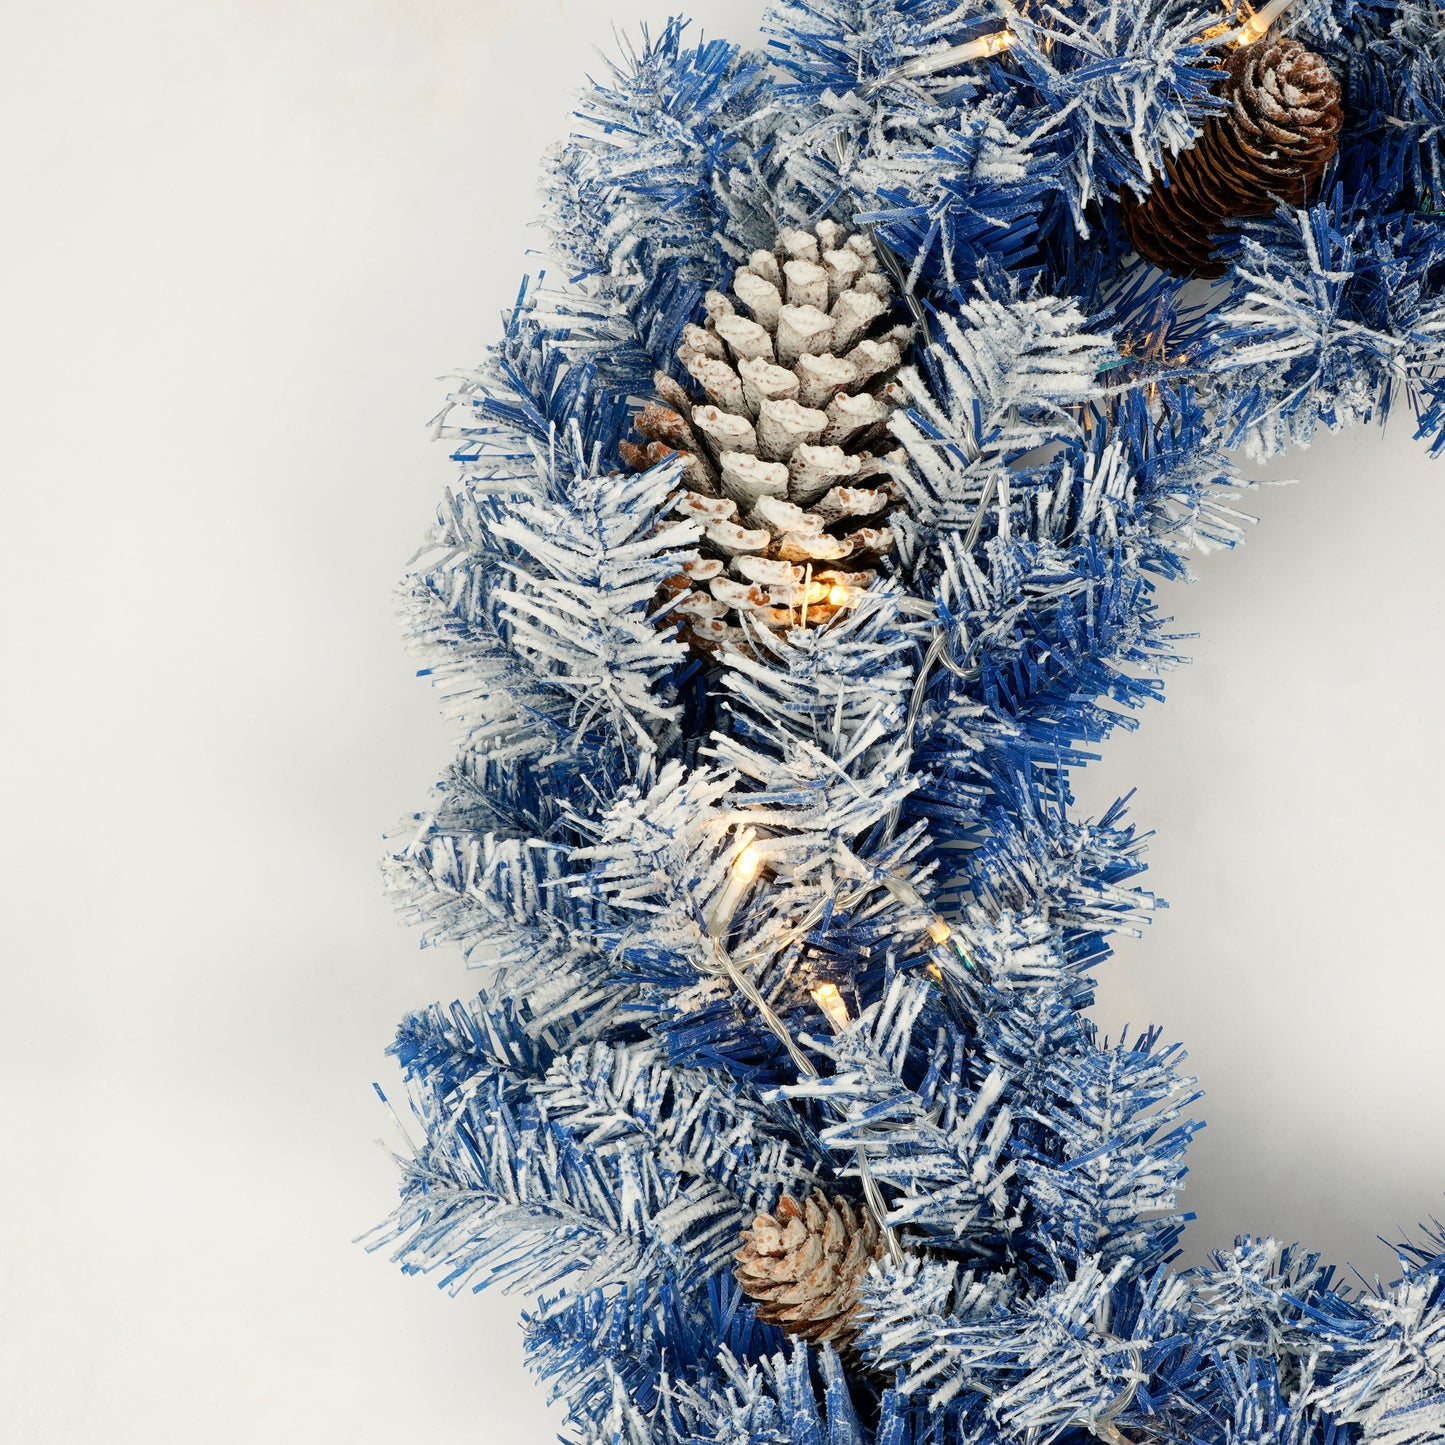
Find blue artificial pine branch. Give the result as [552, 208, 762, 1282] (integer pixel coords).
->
[887, 289, 1117, 542]
[1014, 1026, 1202, 1270]
[855, 98, 1059, 290]
[1001, 0, 1229, 222]
[544, 21, 768, 368]
[776, 977, 1019, 1252]
[1201, 192, 1445, 456]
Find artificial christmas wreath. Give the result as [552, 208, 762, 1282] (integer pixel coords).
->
[374, 3, 1445, 1443]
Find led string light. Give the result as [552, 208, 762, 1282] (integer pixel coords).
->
[702, 425, 1046, 1271]
[859, 29, 1013, 98]
[707, 841, 906, 1263]
[883, 871, 981, 1002]
[705, 827, 1152, 1429]
[725, 623, 984, 997]
[706, 825, 989, 1272]
[858, 0, 1303, 100]
[720, 824, 975, 991]
[1233, 0, 1300, 44]
[704, 823, 1153, 1437]
[706, 838, 762, 935]
[809, 981, 852, 1032]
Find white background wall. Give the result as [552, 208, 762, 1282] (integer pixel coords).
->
[1, 3, 1440, 1441]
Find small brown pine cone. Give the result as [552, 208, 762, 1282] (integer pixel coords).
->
[1121, 36, 1343, 279]
[618, 220, 915, 657]
[734, 1189, 882, 1347]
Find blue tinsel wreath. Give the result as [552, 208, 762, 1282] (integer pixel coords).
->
[372, 4, 1445, 1443]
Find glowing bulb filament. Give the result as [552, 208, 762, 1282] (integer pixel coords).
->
[973, 30, 1013, 58]
[827, 584, 851, 607]
[812, 983, 851, 1032]
[733, 843, 761, 882]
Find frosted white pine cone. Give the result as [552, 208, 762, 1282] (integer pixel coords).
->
[620, 220, 913, 656]
[734, 1188, 882, 1346]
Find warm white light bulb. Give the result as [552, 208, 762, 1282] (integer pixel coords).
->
[707, 840, 764, 937]
[1235, 0, 1297, 43]
[928, 917, 952, 946]
[827, 584, 850, 607]
[864, 26, 1014, 97]
[812, 983, 851, 1031]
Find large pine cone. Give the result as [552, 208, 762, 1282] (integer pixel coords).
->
[619, 221, 913, 656]
[1122, 36, 1343, 278]
[734, 1189, 882, 1346]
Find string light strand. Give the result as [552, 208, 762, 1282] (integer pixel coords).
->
[708, 848, 905, 1263]
[858, 0, 1303, 100]
[859, 30, 1013, 99]
[1233, 0, 1300, 45]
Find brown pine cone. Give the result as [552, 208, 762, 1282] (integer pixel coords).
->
[734, 1189, 882, 1346]
[1122, 36, 1343, 278]
[619, 220, 914, 656]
